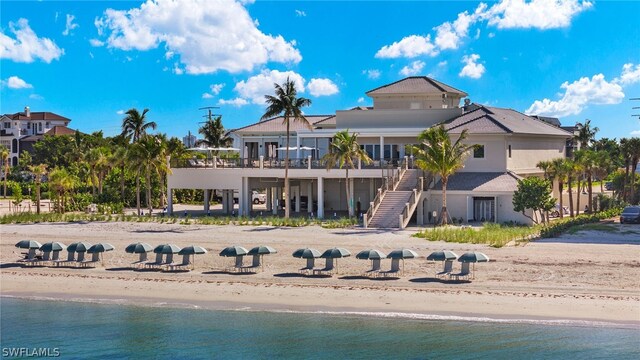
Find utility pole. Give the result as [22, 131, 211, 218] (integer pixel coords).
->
[199, 106, 221, 124]
[631, 98, 639, 120]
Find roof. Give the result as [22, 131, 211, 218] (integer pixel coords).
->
[45, 125, 76, 136]
[531, 115, 561, 127]
[432, 172, 522, 192]
[232, 115, 335, 134]
[4, 111, 71, 122]
[444, 105, 572, 137]
[366, 76, 467, 97]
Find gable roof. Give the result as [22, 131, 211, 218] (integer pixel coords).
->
[366, 76, 467, 97]
[444, 105, 572, 137]
[432, 172, 522, 192]
[232, 115, 334, 134]
[46, 125, 76, 135]
[4, 111, 71, 122]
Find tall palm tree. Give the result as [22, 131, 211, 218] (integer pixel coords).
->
[620, 138, 632, 202]
[48, 168, 76, 213]
[574, 119, 599, 149]
[572, 157, 585, 214]
[628, 137, 640, 204]
[564, 158, 576, 217]
[121, 108, 156, 143]
[128, 135, 169, 215]
[28, 164, 47, 214]
[575, 150, 597, 213]
[127, 141, 149, 215]
[412, 125, 475, 225]
[261, 77, 312, 218]
[322, 130, 372, 217]
[198, 115, 231, 150]
[1, 146, 9, 199]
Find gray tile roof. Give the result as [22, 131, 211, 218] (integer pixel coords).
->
[232, 115, 334, 134]
[366, 76, 468, 96]
[432, 172, 522, 192]
[445, 106, 572, 137]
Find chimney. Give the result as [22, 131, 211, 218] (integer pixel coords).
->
[24, 106, 31, 117]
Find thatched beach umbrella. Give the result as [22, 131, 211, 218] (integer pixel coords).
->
[15, 240, 42, 261]
[178, 245, 207, 270]
[125, 242, 153, 263]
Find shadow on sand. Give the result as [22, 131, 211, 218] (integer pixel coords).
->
[202, 270, 255, 276]
[243, 227, 291, 232]
[409, 277, 471, 284]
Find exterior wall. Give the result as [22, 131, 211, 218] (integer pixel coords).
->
[459, 135, 507, 172]
[335, 108, 462, 129]
[424, 192, 534, 225]
[507, 135, 566, 174]
[370, 94, 462, 110]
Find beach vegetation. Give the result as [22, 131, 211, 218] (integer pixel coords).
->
[261, 77, 312, 219]
[512, 177, 555, 224]
[1, 145, 10, 198]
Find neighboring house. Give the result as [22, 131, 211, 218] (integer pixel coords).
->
[1, 107, 73, 166]
[167, 76, 572, 226]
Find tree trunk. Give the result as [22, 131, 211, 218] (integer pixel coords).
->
[2, 164, 7, 199]
[587, 174, 593, 213]
[576, 179, 581, 215]
[558, 181, 564, 219]
[36, 183, 41, 215]
[632, 162, 638, 204]
[623, 163, 630, 201]
[146, 170, 152, 216]
[136, 173, 141, 216]
[440, 177, 449, 225]
[567, 177, 574, 217]
[345, 168, 352, 217]
[120, 165, 126, 201]
[284, 120, 290, 219]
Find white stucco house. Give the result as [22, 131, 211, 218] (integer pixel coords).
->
[166, 76, 572, 227]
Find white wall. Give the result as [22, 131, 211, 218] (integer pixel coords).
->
[459, 135, 507, 172]
[507, 135, 566, 174]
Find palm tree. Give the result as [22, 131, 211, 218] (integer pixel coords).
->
[121, 108, 156, 143]
[260, 77, 312, 218]
[574, 119, 599, 149]
[127, 141, 148, 215]
[128, 135, 169, 215]
[575, 150, 597, 213]
[48, 168, 76, 213]
[564, 158, 576, 217]
[28, 164, 47, 214]
[198, 115, 231, 150]
[322, 130, 372, 217]
[412, 125, 475, 225]
[620, 138, 632, 202]
[628, 137, 640, 204]
[1, 146, 9, 199]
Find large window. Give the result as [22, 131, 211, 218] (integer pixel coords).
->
[473, 145, 485, 158]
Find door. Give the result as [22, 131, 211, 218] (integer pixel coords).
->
[473, 197, 495, 222]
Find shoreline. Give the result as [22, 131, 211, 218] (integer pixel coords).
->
[2, 292, 638, 330]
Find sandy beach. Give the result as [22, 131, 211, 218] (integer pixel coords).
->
[1, 221, 639, 325]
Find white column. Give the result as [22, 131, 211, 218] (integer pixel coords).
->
[240, 139, 245, 159]
[307, 181, 313, 213]
[222, 190, 229, 214]
[204, 189, 210, 213]
[167, 188, 173, 215]
[272, 187, 278, 215]
[294, 186, 301, 213]
[266, 187, 272, 211]
[317, 177, 324, 219]
[417, 195, 424, 226]
[379, 136, 384, 161]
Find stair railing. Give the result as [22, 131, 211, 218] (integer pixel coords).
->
[398, 177, 424, 229]
[364, 161, 406, 228]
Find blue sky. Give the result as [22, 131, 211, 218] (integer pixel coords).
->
[1, 0, 639, 140]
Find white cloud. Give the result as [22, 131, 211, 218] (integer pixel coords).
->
[0, 18, 64, 63]
[434, 10, 475, 50]
[459, 54, 485, 79]
[210, 83, 224, 95]
[631, 130, 640, 136]
[218, 98, 249, 107]
[525, 74, 624, 117]
[357, 97, 364, 103]
[89, 51, 94, 58]
[399, 60, 425, 76]
[307, 78, 339, 97]
[295, 10, 306, 17]
[62, 14, 79, 36]
[234, 69, 305, 104]
[474, 29, 481, 40]
[94, 0, 301, 74]
[488, 32, 495, 38]
[202, 93, 214, 99]
[1, 76, 33, 89]
[29, 94, 44, 100]
[375, 35, 437, 58]
[438, 61, 448, 67]
[89, 38, 104, 47]
[363, 69, 381, 79]
[613, 63, 640, 86]
[483, 0, 593, 30]
[116, 110, 125, 115]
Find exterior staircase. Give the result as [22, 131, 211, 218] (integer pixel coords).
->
[365, 169, 423, 229]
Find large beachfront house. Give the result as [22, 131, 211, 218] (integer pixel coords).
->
[1, 107, 73, 167]
[167, 76, 571, 227]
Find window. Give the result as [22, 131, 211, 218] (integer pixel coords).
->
[39, 123, 43, 132]
[3, 122, 9, 129]
[27, 122, 31, 129]
[473, 145, 485, 158]
[508, 145, 512, 158]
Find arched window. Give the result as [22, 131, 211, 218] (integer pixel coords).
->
[11, 139, 18, 153]
[12, 156, 18, 166]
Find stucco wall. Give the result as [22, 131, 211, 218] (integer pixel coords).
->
[336, 108, 462, 129]
[507, 135, 566, 173]
[459, 135, 507, 172]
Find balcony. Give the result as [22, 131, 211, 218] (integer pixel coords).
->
[170, 157, 406, 170]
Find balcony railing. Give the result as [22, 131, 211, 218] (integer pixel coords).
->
[171, 156, 407, 171]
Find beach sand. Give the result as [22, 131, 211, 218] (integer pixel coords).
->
[1, 221, 639, 325]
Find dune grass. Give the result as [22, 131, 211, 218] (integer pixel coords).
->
[413, 223, 538, 248]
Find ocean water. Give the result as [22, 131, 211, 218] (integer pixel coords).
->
[1, 298, 638, 359]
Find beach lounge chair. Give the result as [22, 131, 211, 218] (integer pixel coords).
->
[381, 258, 401, 278]
[365, 259, 382, 278]
[166, 254, 192, 272]
[241, 255, 261, 273]
[80, 253, 101, 268]
[450, 262, 471, 280]
[299, 258, 315, 274]
[131, 252, 149, 268]
[436, 260, 454, 278]
[144, 253, 164, 269]
[313, 258, 335, 276]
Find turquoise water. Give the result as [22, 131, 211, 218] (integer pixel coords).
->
[1, 298, 638, 359]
